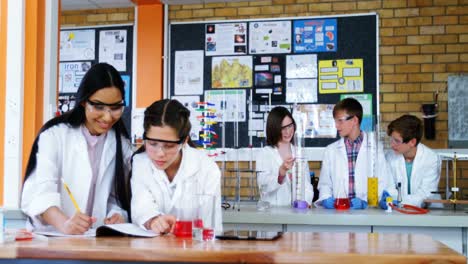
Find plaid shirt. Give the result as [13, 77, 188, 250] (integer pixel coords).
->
[344, 133, 363, 199]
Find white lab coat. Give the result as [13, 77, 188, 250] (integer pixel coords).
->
[315, 132, 390, 206]
[21, 124, 132, 231]
[131, 145, 223, 234]
[256, 146, 313, 206]
[385, 143, 441, 207]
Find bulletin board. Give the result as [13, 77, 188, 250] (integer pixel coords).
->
[58, 25, 133, 133]
[168, 13, 378, 149]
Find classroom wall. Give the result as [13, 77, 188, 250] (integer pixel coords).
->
[60, 2, 468, 200]
[168, 0, 468, 200]
[61, 8, 134, 27]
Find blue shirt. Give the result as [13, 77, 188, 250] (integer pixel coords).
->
[405, 161, 413, 195]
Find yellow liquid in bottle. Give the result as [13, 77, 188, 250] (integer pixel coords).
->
[367, 177, 378, 207]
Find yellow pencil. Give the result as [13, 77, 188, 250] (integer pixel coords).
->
[61, 178, 81, 212]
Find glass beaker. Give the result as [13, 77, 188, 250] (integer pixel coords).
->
[173, 180, 196, 238]
[256, 183, 271, 211]
[193, 194, 216, 241]
[335, 181, 350, 210]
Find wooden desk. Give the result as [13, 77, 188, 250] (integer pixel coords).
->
[0, 232, 465, 263]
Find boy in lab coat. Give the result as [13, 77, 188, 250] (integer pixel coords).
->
[380, 115, 441, 208]
[316, 98, 389, 209]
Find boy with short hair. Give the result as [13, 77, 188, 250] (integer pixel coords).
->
[380, 115, 441, 208]
[316, 98, 389, 209]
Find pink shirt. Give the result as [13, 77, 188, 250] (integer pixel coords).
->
[81, 125, 107, 216]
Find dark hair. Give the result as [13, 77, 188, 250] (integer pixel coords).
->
[133, 99, 194, 156]
[266, 106, 296, 147]
[24, 63, 131, 214]
[333, 98, 363, 124]
[387, 114, 423, 145]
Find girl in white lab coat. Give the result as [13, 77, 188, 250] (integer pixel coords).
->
[21, 63, 132, 234]
[131, 99, 222, 234]
[381, 115, 441, 208]
[256, 106, 313, 206]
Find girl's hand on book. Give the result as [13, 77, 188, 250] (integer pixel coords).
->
[62, 212, 96, 235]
[104, 213, 125, 224]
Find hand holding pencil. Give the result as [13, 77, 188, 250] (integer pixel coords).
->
[61, 178, 81, 212]
[61, 178, 96, 234]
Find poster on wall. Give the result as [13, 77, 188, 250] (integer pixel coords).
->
[60, 30, 95, 61]
[204, 89, 246, 122]
[319, 58, 364, 94]
[293, 104, 336, 138]
[58, 94, 76, 115]
[293, 19, 337, 53]
[59, 61, 91, 93]
[340, 93, 373, 132]
[286, 54, 317, 79]
[286, 79, 317, 103]
[253, 55, 285, 101]
[249, 21, 291, 54]
[205, 23, 247, 56]
[131, 108, 145, 145]
[99, 29, 127, 71]
[171, 95, 202, 141]
[121, 75, 131, 107]
[174, 50, 204, 95]
[211, 56, 252, 88]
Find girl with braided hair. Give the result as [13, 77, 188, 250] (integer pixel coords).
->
[131, 99, 222, 235]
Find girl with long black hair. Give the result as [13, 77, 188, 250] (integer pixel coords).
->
[21, 63, 132, 234]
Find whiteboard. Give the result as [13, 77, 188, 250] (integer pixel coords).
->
[448, 75, 468, 147]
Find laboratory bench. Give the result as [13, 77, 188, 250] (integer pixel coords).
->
[6, 205, 468, 259]
[0, 232, 464, 263]
[222, 205, 468, 256]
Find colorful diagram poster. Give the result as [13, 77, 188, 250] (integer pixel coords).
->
[293, 19, 337, 53]
[211, 56, 252, 88]
[319, 58, 364, 94]
[292, 104, 336, 138]
[253, 55, 285, 101]
[340, 94, 373, 132]
[205, 23, 247, 56]
[59, 62, 91, 93]
[60, 30, 95, 61]
[99, 29, 127, 71]
[249, 21, 291, 54]
[205, 89, 246, 122]
[174, 50, 204, 95]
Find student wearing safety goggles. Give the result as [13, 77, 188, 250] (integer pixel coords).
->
[21, 63, 132, 234]
[316, 98, 390, 210]
[380, 115, 441, 209]
[256, 106, 314, 207]
[130, 99, 222, 235]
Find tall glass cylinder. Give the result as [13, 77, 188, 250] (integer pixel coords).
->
[367, 115, 379, 207]
[291, 105, 308, 209]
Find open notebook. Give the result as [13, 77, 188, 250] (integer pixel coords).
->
[34, 223, 159, 238]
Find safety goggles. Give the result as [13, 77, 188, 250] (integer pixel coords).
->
[334, 115, 354, 125]
[143, 134, 184, 155]
[86, 99, 125, 117]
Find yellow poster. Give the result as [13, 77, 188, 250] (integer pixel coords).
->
[318, 59, 363, 94]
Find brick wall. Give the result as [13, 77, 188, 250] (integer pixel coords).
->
[170, 0, 468, 200]
[61, 8, 134, 27]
